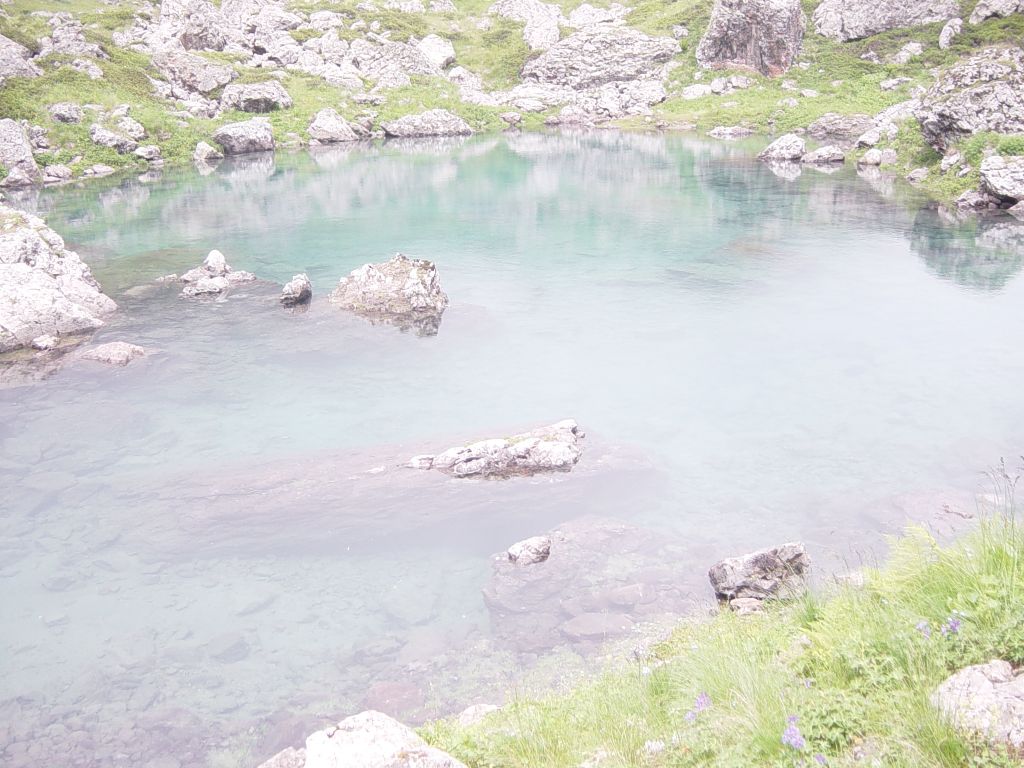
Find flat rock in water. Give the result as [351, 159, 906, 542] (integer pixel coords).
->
[758, 133, 805, 161]
[81, 341, 146, 366]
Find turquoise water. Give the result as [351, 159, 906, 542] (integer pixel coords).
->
[2, 131, 1024, 767]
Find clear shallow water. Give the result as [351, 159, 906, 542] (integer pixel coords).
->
[2, 131, 1024, 767]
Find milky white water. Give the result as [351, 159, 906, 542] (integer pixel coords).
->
[2, 131, 1023, 767]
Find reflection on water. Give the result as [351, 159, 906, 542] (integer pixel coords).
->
[2, 131, 1024, 768]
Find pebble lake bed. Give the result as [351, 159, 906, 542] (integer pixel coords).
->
[3, 131, 1024, 767]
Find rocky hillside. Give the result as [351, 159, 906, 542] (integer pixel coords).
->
[0, 0, 1022, 205]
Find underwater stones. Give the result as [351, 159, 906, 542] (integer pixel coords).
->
[507, 535, 551, 564]
[382, 109, 473, 138]
[980, 155, 1024, 202]
[220, 81, 294, 113]
[813, 0, 960, 41]
[757, 133, 805, 161]
[0, 204, 117, 353]
[933, 660, 1024, 749]
[307, 108, 360, 143]
[696, 0, 805, 76]
[213, 118, 275, 155]
[560, 612, 635, 640]
[708, 542, 810, 603]
[280, 273, 312, 306]
[411, 419, 584, 477]
[329, 252, 449, 333]
[257, 747, 306, 768]
[0, 119, 41, 187]
[80, 341, 146, 366]
[206, 631, 250, 663]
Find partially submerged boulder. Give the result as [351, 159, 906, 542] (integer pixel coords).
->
[933, 660, 1024, 750]
[813, 0, 960, 41]
[80, 341, 146, 366]
[281, 273, 312, 306]
[980, 155, 1024, 202]
[410, 419, 584, 477]
[915, 47, 1024, 151]
[0, 119, 42, 187]
[708, 542, 810, 602]
[179, 249, 256, 297]
[382, 109, 473, 138]
[696, 0, 805, 76]
[329, 253, 449, 333]
[213, 118, 275, 155]
[0, 204, 117, 353]
[757, 133, 805, 161]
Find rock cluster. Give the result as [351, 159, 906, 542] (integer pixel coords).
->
[0, 204, 117, 353]
[708, 542, 810, 610]
[409, 419, 584, 477]
[933, 660, 1024, 750]
[696, 0, 805, 76]
[178, 249, 257, 297]
[329, 253, 449, 334]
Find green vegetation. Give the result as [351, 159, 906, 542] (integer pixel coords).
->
[424, 468, 1024, 767]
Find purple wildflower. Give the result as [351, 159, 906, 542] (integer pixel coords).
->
[915, 620, 931, 639]
[685, 692, 711, 723]
[941, 612, 964, 637]
[782, 715, 805, 750]
[814, 755, 828, 765]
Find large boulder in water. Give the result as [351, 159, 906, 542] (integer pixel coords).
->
[0, 204, 117, 352]
[409, 419, 584, 477]
[258, 710, 467, 768]
[213, 118, 275, 155]
[915, 47, 1024, 151]
[813, 0, 961, 41]
[0, 119, 42, 187]
[329, 252, 449, 333]
[933, 660, 1024, 750]
[382, 109, 473, 138]
[696, 0, 805, 76]
[708, 542, 810, 602]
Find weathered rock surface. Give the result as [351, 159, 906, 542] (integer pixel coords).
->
[179, 249, 256, 297]
[0, 34, 42, 83]
[416, 34, 456, 69]
[489, 0, 564, 51]
[915, 47, 1024, 150]
[933, 660, 1024, 749]
[0, 204, 116, 353]
[939, 17, 962, 49]
[708, 542, 810, 601]
[813, 0, 961, 41]
[410, 419, 583, 477]
[0, 119, 42, 187]
[39, 12, 107, 59]
[281, 273, 312, 306]
[807, 112, 875, 147]
[193, 141, 223, 165]
[48, 102, 84, 124]
[708, 125, 754, 139]
[81, 341, 147, 366]
[757, 133, 805, 161]
[801, 145, 845, 164]
[969, 0, 1024, 24]
[220, 80, 293, 113]
[213, 118, 275, 155]
[152, 48, 236, 94]
[980, 155, 1024, 201]
[307, 109, 361, 143]
[301, 710, 467, 768]
[329, 252, 448, 334]
[89, 123, 139, 154]
[696, 0, 805, 76]
[507, 535, 551, 565]
[382, 109, 473, 138]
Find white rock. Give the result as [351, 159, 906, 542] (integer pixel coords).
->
[416, 34, 456, 69]
[933, 660, 1024, 749]
[307, 108, 360, 143]
[507, 535, 551, 565]
[757, 133, 805, 161]
[281, 273, 312, 306]
[81, 341, 146, 366]
[939, 17, 961, 49]
[301, 711, 467, 768]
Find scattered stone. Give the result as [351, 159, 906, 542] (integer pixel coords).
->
[213, 118, 275, 155]
[956, 189, 997, 210]
[48, 102, 83, 124]
[382, 109, 473, 138]
[560, 612, 634, 640]
[489, 0, 564, 51]
[915, 47, 1024, 151]
[696, 0, 805, 76]
[307, 108, 360, 143]
[799, 88, 819, 98]
[683, 84, 714, 99]
[83, 163, 115, 177]
[801, 145, 845, 164]
[707, 125, 753, 139]
[939, 18, 962, 49]
[0, 33, 42, 83]
[0, 204, 117, 353]
[42, 163, 73, 182]
[193, 141, 223, 164]
[729, 597, 766, 615]
[856, 128, 881, 147]
[179, 249, 255, 297]
[118, 115, 146, 140]
[980, 155, 1024, 202]
[507, 536, 551, 565]
[757, 133, 805, 161]
[933, 660, 1024, 750]
[410, 419, 584, 477]
[813, 0, 960, 41]
[499, 111, 522, 126]
[672, 24, 689, 39]
[1009, 201, 1024, 218]
[135, 145, 162, 162]
[70, 58, 103, 80]
[88, 124, 138, 154]
[940, 151, 962, 173]
[220, 81, 293, 113]
[859, 147, 883, 166]
[891, 41, 923, 65]
[256, 747, 306, 768]
[969, 0, 1024, 24]
[907, 167, 929, 183]
[81, 341, 146, 366]
[708, 542, 810, 601]
[280, 273, 312, 306]
[416, 34, 456, 69]
[152, 49, 236, 94]
[0, 119, 41, 187]
[39, 12, 106, 59]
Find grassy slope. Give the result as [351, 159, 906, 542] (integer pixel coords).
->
[423, 478, 1024, 767]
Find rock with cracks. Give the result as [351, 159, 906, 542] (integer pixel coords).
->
[980, 155, 1024, 202]
[758, 133, 805, 161]
[933, 660, 1024, 750]
[220, 81, 293, 113]
[708, 542, 810, 602]
[308, 108, 360, 143]
[329, 252, 449, 334]
[409, 419, 584, 477]
[382, 109, 473, 138]
[813, 0, 961, 41]
[0, 119, 42, 187]
[696, 0, 805, 76]
[507, 536, 552, 565]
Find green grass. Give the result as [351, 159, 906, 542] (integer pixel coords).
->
[423, 466, 1024, 767]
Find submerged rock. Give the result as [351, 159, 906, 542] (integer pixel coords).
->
[329, 253, 449, 334]
[0, 204, 116, 353]
[933, 660, 1024, 750]
[382, 109, 473, 138]
[813, 0, 959, 41]
[707, 125, 754, 139]
[757, 133, 805, 161]
[213, 118, 275, 155]
[696, 0, 805, 76]
[708, 542, 810, 602]
[80, 341, 146, 366]
[280, 273, 312, 306]
[410, 419, 584, 477]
